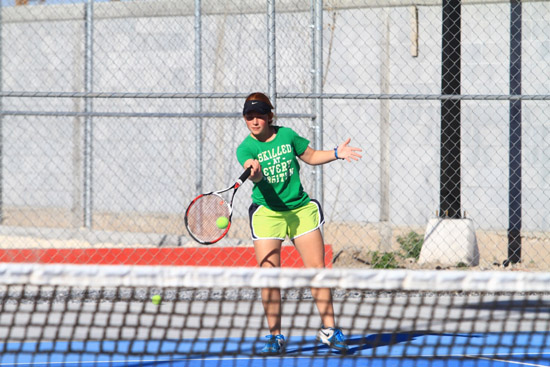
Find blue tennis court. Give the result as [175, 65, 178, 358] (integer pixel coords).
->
[2, 332, 549, 367]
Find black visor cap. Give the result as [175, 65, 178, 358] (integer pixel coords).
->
[242, 100, 272, 116]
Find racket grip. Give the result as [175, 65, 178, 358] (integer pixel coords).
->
[238, 166, 252, 183]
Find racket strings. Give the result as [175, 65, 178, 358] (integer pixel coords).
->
[186, 194, 231, 243]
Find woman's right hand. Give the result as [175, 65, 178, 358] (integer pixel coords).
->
[244, 159, 263, 182]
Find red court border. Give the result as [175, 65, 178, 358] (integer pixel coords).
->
[0, 245, 333, 268]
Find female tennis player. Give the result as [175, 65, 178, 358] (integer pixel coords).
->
[236, 92, 362, 355]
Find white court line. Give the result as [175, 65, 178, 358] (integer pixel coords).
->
[0, 355, 352, 367]
[2, 356, 549, 367]
[2, 349, 549, 366]
[0, 359, 174, 366]
[0, 351, 359, 366]
[469, 356, 550, 367]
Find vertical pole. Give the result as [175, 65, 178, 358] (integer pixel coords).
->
[83, 0, 94, 228]
[507, 0, 522, 265]
[313, 0, 323, 205]
[379, 10, 392, 251]
[267, 0, 276, 108]
[0, 2, 3, 224]
[310, 0, 315, 104]
[440, 0, 461, 219]
[194, 0, 203, 193]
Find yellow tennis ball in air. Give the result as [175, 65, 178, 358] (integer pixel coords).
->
[151, 294, 162, 305]
[216, 216, 229, 229]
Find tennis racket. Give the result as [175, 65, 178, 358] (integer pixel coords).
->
[185, 167, 252, 245]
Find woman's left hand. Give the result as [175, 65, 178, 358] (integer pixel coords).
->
[336, 138, 363, 162]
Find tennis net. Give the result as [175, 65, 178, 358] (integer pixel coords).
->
[0, 263, 549, 367]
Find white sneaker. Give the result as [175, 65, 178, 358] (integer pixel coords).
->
[316, 326, 349, 352]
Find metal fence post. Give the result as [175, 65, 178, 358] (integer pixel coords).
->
[507, 0, 522, 265]
[267, 0, 276, 108]
[0, 2, 3, 224]
[313, 0, 323, 206]
[379, 9, 392, 251]
[83, 0, 94, 229]
[195, 0, 203, 194]
[440, 0, 462, 219]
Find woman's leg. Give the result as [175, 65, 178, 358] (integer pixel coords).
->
[254, 239, 284, 335]
[292, 229, 336, 328]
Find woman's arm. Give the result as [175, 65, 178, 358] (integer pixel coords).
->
[299, 138, 362, 165]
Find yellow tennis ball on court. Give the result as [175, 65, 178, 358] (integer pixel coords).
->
[216, 216, 229, 229]
[151, 294, 162, 305]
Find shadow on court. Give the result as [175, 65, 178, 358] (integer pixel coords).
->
[286, 331, 473, 355]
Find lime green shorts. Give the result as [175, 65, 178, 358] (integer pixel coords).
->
[248, 200, 325, 241]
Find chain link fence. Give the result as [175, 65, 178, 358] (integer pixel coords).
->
[1, 0, 550, 270]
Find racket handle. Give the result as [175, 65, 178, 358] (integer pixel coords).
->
[238, 166, 252, 183]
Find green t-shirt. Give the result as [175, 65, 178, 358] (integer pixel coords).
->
[236, 126, 311, 211]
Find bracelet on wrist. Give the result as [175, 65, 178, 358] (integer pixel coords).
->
[334, 147, 343, 160]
